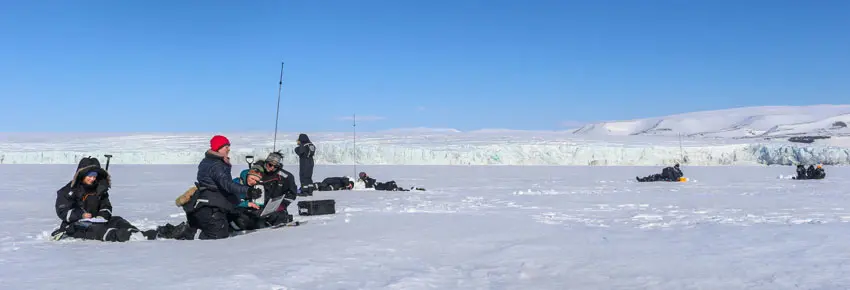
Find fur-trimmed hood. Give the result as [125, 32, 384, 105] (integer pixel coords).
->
[205, 149, 231, 165]
[70, 164, 111, 189]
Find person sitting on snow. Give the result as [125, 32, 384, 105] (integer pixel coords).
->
[251, 151, 301, 199]
[229, 168, 293, 231]
[636, 163, 684, 182]
[358, 172, 425, 191]
[806, 164, 825, 179]
[52, 157, 156, 241]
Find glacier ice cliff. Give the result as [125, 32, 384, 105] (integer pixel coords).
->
[0, 132, 847, 165]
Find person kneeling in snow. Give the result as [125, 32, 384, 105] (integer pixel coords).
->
[636, 163, 684, 182]
[358, 172, 425, 191]
[52, 157, 156, 241]
[181, 135, 262, 240]
[229, 168, 294, 231]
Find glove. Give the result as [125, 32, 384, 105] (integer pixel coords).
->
[246, 186, 263, 200]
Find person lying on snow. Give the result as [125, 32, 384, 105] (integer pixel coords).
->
[179, 135, 263, 240]
[294, 133, 316, 194]
[314, 176, 355, 191]
[358, 172, 425, 191]
[228, 168, 294, 231]
[793, 164, 825, 180]
[51, 157, 157, 241]
[636, 163, 685, 182]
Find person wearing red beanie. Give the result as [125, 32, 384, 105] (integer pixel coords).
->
[210, 135, 230, 152]
[179, 134, 261, 240]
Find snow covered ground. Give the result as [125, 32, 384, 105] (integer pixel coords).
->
[2, 164, 849, 289]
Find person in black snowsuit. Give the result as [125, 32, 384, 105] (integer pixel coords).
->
[636, 164, 684, 182]
[315, 176, 355, 191]
[182, 135, 261, 240]
[358, 172, 425, 191]
[51, 157, 156, 241]
[250, 152, 299, 214]
[793, 164, 809, 180]
[229, 167, 295, 231]
[294, 133, 316, 194]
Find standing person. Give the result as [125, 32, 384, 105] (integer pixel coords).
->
[294, 133, 316, 193]
[183, 135, 262, 240]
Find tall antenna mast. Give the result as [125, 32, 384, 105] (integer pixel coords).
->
[678, 132, 685, 163]
[273, 62, 284, 152]
[353, 113, 357, 177]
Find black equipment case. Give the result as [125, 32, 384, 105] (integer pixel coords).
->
[297, 199, 336, 216]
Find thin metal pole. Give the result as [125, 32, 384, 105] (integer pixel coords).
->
[273, 62, 284, 152]
[353, 113, 357, 177]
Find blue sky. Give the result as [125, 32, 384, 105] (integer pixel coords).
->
[1, 0, 848, 132]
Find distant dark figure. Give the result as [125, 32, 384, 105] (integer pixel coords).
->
[294, 133, 316, 193]
[793, 164, 809, 180]
[795, 164, 825, 180]
[636, 164, 684, 182]
[809, 164, 826, 179]
[358, 172, 425, 191]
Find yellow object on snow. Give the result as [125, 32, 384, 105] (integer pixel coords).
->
[678, 177, 688, 182]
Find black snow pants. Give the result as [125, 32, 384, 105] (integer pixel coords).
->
[637, 174, 667, 182]
[375, 181, 408, 191]
[62, 216, 141, 242]
[299, 158, 314, 188]
[189, 206, 231, 240]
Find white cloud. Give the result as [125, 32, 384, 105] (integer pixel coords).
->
[336, 115, 386, 121]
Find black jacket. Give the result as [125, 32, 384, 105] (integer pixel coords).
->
[189, 150, 249, 213]
[55, 157, 112, 225]
[251, 160, 299, 200]
[807, 165, 826, 179]
[294, 134, 316, 185]
[319, 177, 354, 190]
[294, 134, 316, 160]
[661, 166, 684, 181]
[360, 176, 377, 188]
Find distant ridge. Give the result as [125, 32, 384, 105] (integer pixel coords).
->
[571, 105, 850, 138]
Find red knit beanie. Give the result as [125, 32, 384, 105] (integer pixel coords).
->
[210, 135, 230, 151]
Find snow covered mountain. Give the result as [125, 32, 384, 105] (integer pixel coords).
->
[571, 105, 850, 139]
[1, 105, 849, 165]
